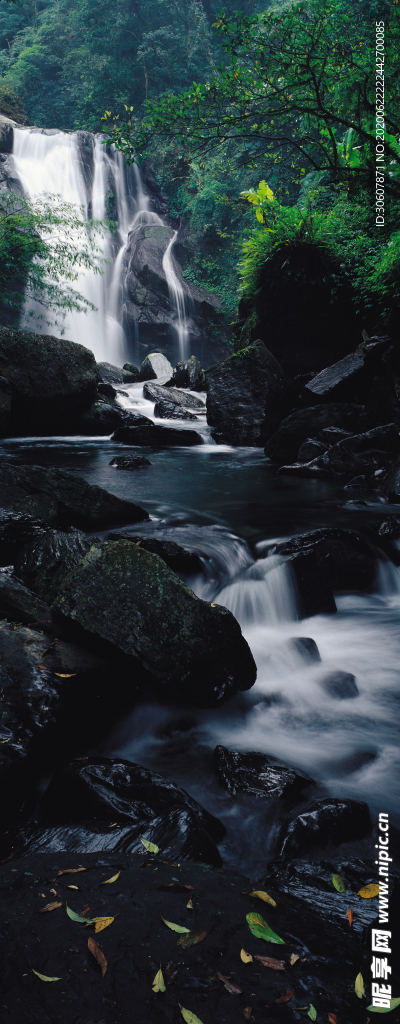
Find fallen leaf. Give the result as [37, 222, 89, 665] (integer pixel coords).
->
[32, 969, 62, 982]
[290, 954, 299, 965]
[358, 884, 380, 899]
[152, 967, 166, 993]
[250, 889, 277, 906]
[161, 916, 190, 934]
[88, 936, 107, 977]
[346, 909, 354, 927]
[37, 664, 47, 670]
[308, 1005, 317, 1020]
[101, 871, 121, 884]
[328, 1015, 339, 1023]
[255, 954, 285, 970]
[276, 990, 294, 1003]
[179, 1006, 204, 1024]
[39, 901, 62, 913]
[243, 1011, 253, 1021]
[366, 998, 400, 1014]
[93, 916, 115, 933]
[67, 885, 79, 890]
[57, 867, 86, 877]
[332, 874, 345, 893]
[66, 905, 94, 924]
[246, 911, 285, 945]
[140, 837, 159, 854]
[159, 883, 194, 892]
[355, 973, 365, 999]
[54, 672, 76, 677]
[240, 948, 253, 963]
[187, 898, 193, 909]
[177, 930, 208, 949]
[217, 972, 243, 995]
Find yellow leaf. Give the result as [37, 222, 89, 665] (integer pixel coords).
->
[290, 954, 299, 965]
[241, 948, 253, 963]
[152, 967, 166, 993]
[358, 884, 379, 898]
[250, 890, 277, 907]
[58, 867, 86, 876]
[32, 969, 61, 982]
[66, 885, 79, 890]
[161, 916, 190, 934]
[179, 1008, 204, 1024]
[92, 916, 115, 932]
[186, 898, 193, 909]
[101, 871, 121, 884]
[54, 673, 77, 678]
[140, 837, 160, 854]
[355, 972, 365, 998]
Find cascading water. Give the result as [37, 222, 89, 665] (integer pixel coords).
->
[11, 127, 190, 363]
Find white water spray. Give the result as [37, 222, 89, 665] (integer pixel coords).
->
[162, 230, 189, 360]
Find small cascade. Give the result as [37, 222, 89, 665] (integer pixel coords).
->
[162, 230, 189, 361]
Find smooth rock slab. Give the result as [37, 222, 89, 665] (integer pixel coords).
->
[112, 424, 203, 446]
[53, 540, 257, 707]
[214, 745, 314, 800]
[143, 381, 205, 409]
[154, 399, 198, 420]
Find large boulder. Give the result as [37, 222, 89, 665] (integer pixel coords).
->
[110, 532, 203, 576]
[172, 355, 206, 391]
[139, 351, 173, 381]
[75, 395, 152, 435]
[279, 797, 371, 858]
[13, 527, 95, 604]
[143, 381, 205, 410]
[303, 337, 399, 421]
[0, 569, 49, 623]
[214, 746, 314, 801]
[271, 528, 377, 617]
[154, 400, 198, 420]
[53, 540, 257, 706]
[112, 424, 203, 446]
[97, 361, 139, 385]
[0, 463, 149, 528]
[264, 403, 372, 463]
[280, 423, 400, 481]
[206, 340, 287, 446]
[0, 326, 99, 434]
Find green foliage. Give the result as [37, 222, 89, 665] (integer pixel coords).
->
[0, 189, 107, 328]
[0, 80, 25, 122]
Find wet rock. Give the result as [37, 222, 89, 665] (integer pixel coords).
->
[143, 381, 205, 410]
[265, 403, 371, 463]
[287, 637, 321, 663]
[319, 670, 359, 699]
[214, 745, 314, 800]
[97, 361, 139, 386]
[297, 438, 327, 462]
[318, 423, 400, 476]
[273, 528, 377, 618]
[206, 340, 287, 446]
[110, 533, 203, 576]
[54, 539, 257, 707]
[0, 569, 49, 623]
[75, 396, 152, 435]
[139, 351, 173, 381]
[303, 337, 397, 418]
[97, 381, 117, 399]
[172, 355, 206, 391]
[279, 797, 371, 857]
[112, 424, 203, 446]
[319, 426, 353, 444]
[123, 361, 140, 381]
[109, 455, 151, 469]
[0, 510, 48, 567]
[14, 528, 95, 604]
[379, 514, 400, 538]
[0, 463, 149, 528]
[154, 399, 198, 420]
[382, 454, 400, 502]
[0, 325, 98, 433]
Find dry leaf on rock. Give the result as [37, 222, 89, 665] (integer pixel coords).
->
[217, 972, 243, 994]
[88, 936, 107, 977]
[39, 901, 62, 913]
[152, 967, 166, 993]
[358, 884, 379, 898]
[240, 948, 253, 963]
[179, 1005, 204, 1024]
[187, 898, 193, 909]
[290, 954, 299, 965]
[328, 1014, 339, 1023]
[346, 909, 354, 926]
[275, 990, 294, 1003]
[32, 969, 61, 982]
[177, 930, 208, 949]
[57, 867, 86, 876]
[161, 916, 190, 933]
[92, 916, 115, 933]
[250, 890, 277, 906]
[101, 871, 121, 884]
[255, 954, 285, 970]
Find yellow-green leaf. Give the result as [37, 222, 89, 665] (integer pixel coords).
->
[180, 1008, 203, 1024]
[66, 905, 94, 924]
[332, 874, 345, 892]
[250, 890, 277, 907]
[177, 930, 208, 949]
[161, 916, 190, 934]
[246, 912, 285, 945]
[241, 948, 253, 963]
[355, 972, 365, 998]
[32, 969, 61, 982]
[358, 884, 379, 898]
[141, 837, 160, 854]
[290, 954, 299, 965]
[101, 871, 121, 884]
[152, 967, 166, 993]
[367, 997, 400, 1013]
[308, 1005, 317, 1021]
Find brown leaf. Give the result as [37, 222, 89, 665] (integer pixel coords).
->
[57, 867, 86, 876]
[88, 936, 107, 977]
[217, 972, 243, 995]
[254, 954, 285, 971]
[177, 930, 208, 949]
[39, 901, 62, 913]
[275, 990, 294, 1004]
[346, 909, 353, 927]
[243, 1010, 253, 1021]
[328, 1015, 339, 1024]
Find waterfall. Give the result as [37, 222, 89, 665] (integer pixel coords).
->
[11, 127, 190, 364]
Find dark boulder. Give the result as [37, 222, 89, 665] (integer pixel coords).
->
[272, 528, 377, 617]
[123, 361, 140, 381]
[319, 426, 353, 444]
[214, 745, 314, 801]
[154, 399, 198, 420]
[0, 326, 98, 434]
[139, 351, 173, 381]
[0, 510, 48, 567]
[112, 424, 203, 446]
[97, 361, 139, 386]
[206, 340, 287, 446]
[0, 569, 49, 623]
[0, 377, 11, 434]
[279, 797, 371, 858]
[297, 438, 326, 462]
[319, 671, 359, 699]
[265, 403, 371, 463]
[382, 454, 400, 502]
[97, 381, 117, 399]
[143, 381, 205, 410]
[14, 527, 95, 604]
[75, 395, 152, 435]
[286, 637, 321, 664]
[318, 423, 400, 476]
[0, 463, 149, 529]
[303, 337, 398, 420]
[53, 539, 257, 707]
[110, 532, 203, 576]
[172, 355, 206, 391]
[109, 455, 151, 469]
